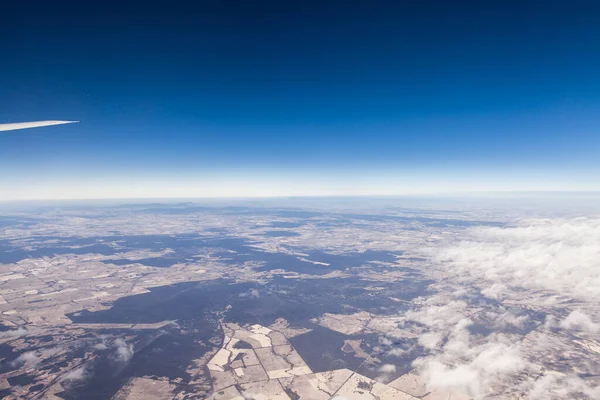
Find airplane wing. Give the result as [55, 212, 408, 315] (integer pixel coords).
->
[0, 120, 79, 132]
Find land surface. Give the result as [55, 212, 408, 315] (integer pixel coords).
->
[0, 198, 599, 399]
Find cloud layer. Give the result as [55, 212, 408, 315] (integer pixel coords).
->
[401, 217, 600, 399]
[428, 217, 600, 301]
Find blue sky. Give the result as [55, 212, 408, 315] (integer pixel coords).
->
[1, 1, 600, 199]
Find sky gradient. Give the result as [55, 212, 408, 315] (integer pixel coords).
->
[2, 1, 600, 199]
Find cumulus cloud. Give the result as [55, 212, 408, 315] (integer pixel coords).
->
[525, 371, 600, 399]
[392, 290, 527, 398]
[0, 327, 28, 339]
[418, 332, 444, 349]
[426, 218, 600, 302]
[374, 363, 399, 383]
[403, 298, 470, 331]
[409, 310, 528, 398]
[386, 347, 413, 358]
[376, 335, 417, 359]
[480, 283, 508, 301]
[419, 339, 527, 398]
[10, 351, 40, 368]
[239, 288, 260, 298]
[495, 311, 529, 330]
[559, 310, 599, 333]
[403, 217, 600, 399]
[61, 365, 88, 383]
[93, 342, 108, 350]
[378, 363, 397, 373]
[113, 338, 134, 363]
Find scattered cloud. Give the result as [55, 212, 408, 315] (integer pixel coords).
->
[378, 363, 396, 373]
[525, 371, 600, 399]
[407, 302, 529, 398]
[402, 217, 600, 399]
[480, 283, 508, 301]
[113, 338, 134, 363]
[0, 327, 28, 339]
[495, 311, 529, 330]
[559, 310, 599, 334]
[93, 342, 108, 350]
[239, 288, 260, 298]
[61, 366, 88, 383]
[426, 218, 600, 302]
[10, 351, 40, 368]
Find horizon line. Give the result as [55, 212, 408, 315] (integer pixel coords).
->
[3, 190, 600, 203]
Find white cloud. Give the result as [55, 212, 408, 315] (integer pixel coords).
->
[378, 363, 396, 373]
[418, 332, 444, 349]
[495, 311, 528, 330]
[113, 338, 134, 363]
[410, 314, 528, 399]
[426, 218, 600, 302]
[61, 366, 87, 383]
[394, 290, 528, 398]
[0, 327, 27, 339]
[480, 283, 508, 301]
[559, 310, 599, 333]
[239, 288, 260, 299]
[403, 299, 470, 331]
[420, 340, 526, 397]
[404, 217, 600, 399]
[10, 351, 39, 368]
[525, 372, 600, 399]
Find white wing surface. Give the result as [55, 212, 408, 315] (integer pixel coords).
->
[0, 120, 79, 132]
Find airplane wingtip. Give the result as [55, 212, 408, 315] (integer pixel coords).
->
[0, 120, 80, 132]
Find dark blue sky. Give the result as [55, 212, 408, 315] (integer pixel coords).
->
[1, 1, 600, 198]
